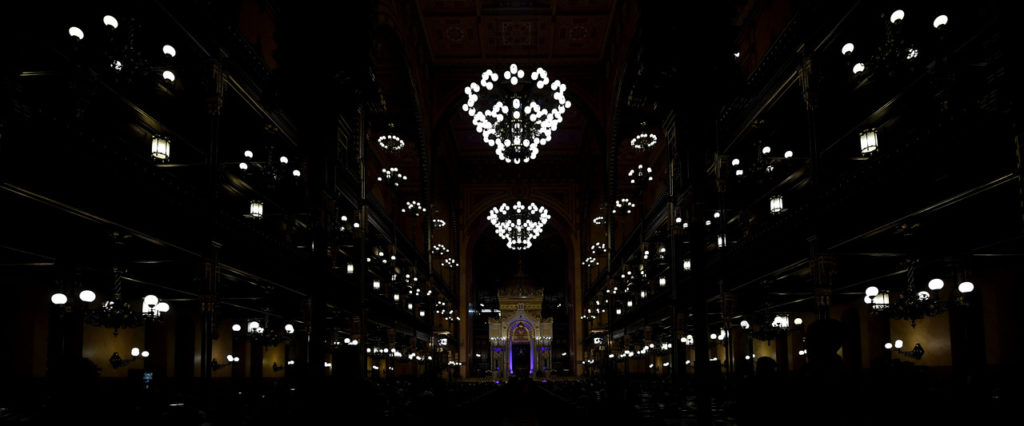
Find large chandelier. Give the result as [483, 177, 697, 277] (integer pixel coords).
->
[462, 64, 571, 164]
[487, 201, 551, 250]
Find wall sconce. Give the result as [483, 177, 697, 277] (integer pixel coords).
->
[770, 195, 784, 214]
[250, 200, 264, 219]
[860, 128, 879, 154]
[151, 136, 170, 162]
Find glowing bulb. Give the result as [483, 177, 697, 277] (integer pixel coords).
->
[51, 293, 68, 305]
[78, 290, 96, 303]
[68, 27, 84, 40]
[933, 15, 948, 29]
[890, 9, 905, 24]
[163, 44, 177, 57]
[162, 70, 176, 82]
[852, 63, 865, 75]
[928, 278, 944, 291]
[103, 15, 119, 29]
[958, 281, 975, 294]
[841, 42, 854, 55]
[865, 286, 879, 297]
[232, 324, 241, 332]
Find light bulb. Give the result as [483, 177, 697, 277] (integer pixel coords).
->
[51, 293, 68, 305]
[865, 286, 879, 297]
[103, 15, 119, 29]
[928, 278, 944, 291]
[933, 15, 948, 29]
[131, 347, 141, 357]
[68, 27, 84, 40]
[958, 281, 975, 294]
[841, 42, 854, 55]
[79, 290, 96, 303]
[890, 9, 905, 24]
[162, 70, 176, 82]
[232, 324, 241, 332]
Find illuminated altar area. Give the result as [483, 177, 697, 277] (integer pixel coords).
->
[487, 268, 553, 380]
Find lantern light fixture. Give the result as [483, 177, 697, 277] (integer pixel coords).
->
[860, 128, 879, 154]
[770, 195, 784, 214]
[150, 136, 171, 162]
[249, 200, 264, 219]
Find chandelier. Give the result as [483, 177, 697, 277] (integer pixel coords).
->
[442, 258, 459, 268]
[378, 167, 407, 188]
[431, 243, 450, 256]
[232, 320, 295, 347]
[402, 201, 426, 217]
[863, 261, 974, 327]
[487, 201, 551, 250]
[582, 256, 598, 268]
[629, 123, 658, 151]
[611, 197, 636, 215]
[628, 164, 654, 185]
[462, 64, 571, 164]
[591, 242, 607, 254]
[433, 218, 447, 228]
[51, 269, 170, 336]
[377, 123, 406, 152]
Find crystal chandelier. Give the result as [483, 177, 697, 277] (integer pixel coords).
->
[462, 64, 571, 164]
[487, 201, 551, 250]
